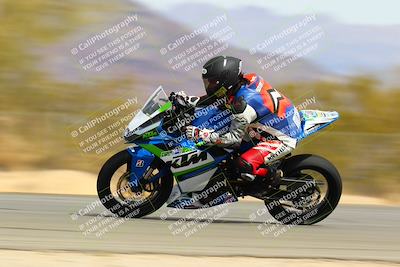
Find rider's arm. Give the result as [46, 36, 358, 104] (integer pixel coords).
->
[174, 91, 220, 107]
[209, 97, 257, 146]
[196, 95, 219, 106]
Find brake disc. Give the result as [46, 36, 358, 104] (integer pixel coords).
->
[116, 172, 144, 202]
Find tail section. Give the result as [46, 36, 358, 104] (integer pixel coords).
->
[299, 110, 339, 139]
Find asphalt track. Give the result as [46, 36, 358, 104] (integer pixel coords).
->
[0, 193, 399, 262]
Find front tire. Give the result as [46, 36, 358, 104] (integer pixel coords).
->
[266, 154, 342, 225]
[97, 150, 173, 218]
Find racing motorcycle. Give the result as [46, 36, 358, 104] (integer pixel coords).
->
[97, 86, 342, 225]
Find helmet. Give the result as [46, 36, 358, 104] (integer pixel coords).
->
[202, 55, 243, 97]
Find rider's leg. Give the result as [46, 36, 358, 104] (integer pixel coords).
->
[238, 140, 293, 181]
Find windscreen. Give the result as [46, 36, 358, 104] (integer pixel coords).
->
[142, 88, 169, 116]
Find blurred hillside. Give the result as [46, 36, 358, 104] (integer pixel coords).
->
[162, 3, 400, 78]
[42, 1, 330, 92]
[0, 0, 140, 171]
[0, 0, 399, 200]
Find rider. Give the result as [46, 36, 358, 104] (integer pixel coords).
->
[175, 55, 302, 182]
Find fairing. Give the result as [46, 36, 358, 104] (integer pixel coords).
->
[124, 86, 171, 139]
[299, 110, 339, 139]
[123, 88, 339, 202]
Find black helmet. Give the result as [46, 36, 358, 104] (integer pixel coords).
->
[202, 55, 243, 97]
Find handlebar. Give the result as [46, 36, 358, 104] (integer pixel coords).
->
[168, 92, 186, 113]
[163, 93, 193, 135]
[168, 92, 176, 102]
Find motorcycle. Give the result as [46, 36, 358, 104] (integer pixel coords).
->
[97, 86, 342, 225]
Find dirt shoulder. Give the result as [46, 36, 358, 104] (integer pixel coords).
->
[0, 170, 397, 205]
[0, 250, 398, 267]
[0, 170, 97, 195]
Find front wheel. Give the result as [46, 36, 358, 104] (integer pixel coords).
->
[265, 154, 342, 225]
[97, 150, 173, 218]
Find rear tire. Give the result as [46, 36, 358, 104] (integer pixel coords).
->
[97, 150, 173, 218]
[266, 154, 342, 225]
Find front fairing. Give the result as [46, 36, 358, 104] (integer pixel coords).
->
[119, 87, 236, 198]
[124, 86, 171, 142]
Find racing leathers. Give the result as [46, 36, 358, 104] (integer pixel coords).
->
[183, 73, 303, 180]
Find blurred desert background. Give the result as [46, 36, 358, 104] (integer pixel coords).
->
[0, 0, 399, 204]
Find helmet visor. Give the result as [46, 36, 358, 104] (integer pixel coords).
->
[203, 77, 220, 95]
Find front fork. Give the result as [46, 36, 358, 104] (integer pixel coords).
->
[126, 146, 168, 191]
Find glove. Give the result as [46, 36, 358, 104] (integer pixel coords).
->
[175, 91, 199, 108]
[185, 126, 214, 143]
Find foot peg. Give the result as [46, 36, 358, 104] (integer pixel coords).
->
[271, 169, 283, 187]
[240, 169, 283, 183]
[240, 173, 256, 181]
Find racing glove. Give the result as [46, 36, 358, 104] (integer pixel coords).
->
[185, 126, 214, 143]
[174, 91, 200, 108]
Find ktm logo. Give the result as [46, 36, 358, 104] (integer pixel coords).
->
[169, 151, 208, 168]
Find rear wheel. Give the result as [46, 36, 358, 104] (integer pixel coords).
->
[97, 150, 173, 218]
[265, 154, 342, 225]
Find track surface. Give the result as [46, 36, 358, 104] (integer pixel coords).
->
[0, 193, 399, 262]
